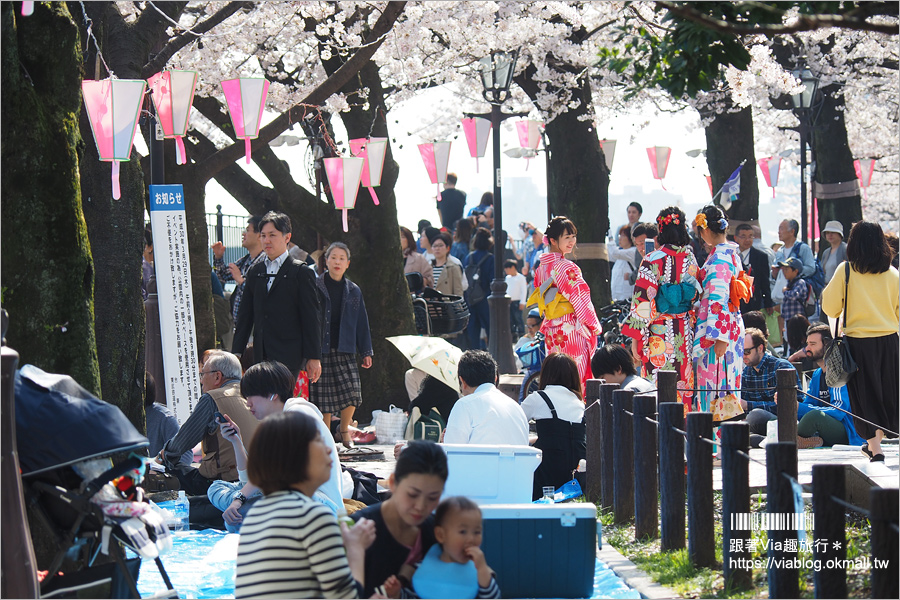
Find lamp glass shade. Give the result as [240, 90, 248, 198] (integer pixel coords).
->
[479, 50, 518, 94]
[790, 68, 818, 110]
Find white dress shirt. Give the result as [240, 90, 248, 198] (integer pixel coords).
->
[265, 250, 289, 291]
[521, 385, 585, 423]
[443, 383, 529, 445]
[505, 272, 528, 303]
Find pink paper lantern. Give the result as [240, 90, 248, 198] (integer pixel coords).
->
[705, 175, 713, 198]
[21, 1, 34, 16]
[81, 78, 147, 199]
[646, 146, 672, 190]
[461, 117, 491, 172]
[756, 156, 782, 198]
[516, 120, 542, 170]
[599, 139, 616, 171]
[418, 141, 452, 201]
[349, 137, 387, 206]
[324, 157, 364, 233]
[148, 70, 198, 166]
[854, 158, 875, 201]
[221, 77, 270, 164]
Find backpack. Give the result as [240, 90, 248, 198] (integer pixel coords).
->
[464, 253, 490, 306]
[791, 242, 826, 297]
[803, 282, 817, 317]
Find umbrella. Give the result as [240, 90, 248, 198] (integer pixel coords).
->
[387, 336, 462, 393]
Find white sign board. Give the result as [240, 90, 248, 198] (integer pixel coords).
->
[149, 184, 201, 425]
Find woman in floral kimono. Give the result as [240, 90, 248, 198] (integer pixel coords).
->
[529, 217, 602, 388]
[622, 207, 700, 411]
[692, 205, 746, 413]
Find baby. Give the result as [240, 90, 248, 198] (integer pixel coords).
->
[410, 496, 500, 599]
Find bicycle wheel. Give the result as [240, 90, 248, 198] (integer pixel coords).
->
[522, 370, 542, 397]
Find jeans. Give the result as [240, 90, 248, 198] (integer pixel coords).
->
[509, 301, 524, 341]
[207, 480, 340, 533]
[466, 299, 490, 350]
[207, 480, 262, 533]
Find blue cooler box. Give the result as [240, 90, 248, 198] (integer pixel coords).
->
[480, 503, 600, 599]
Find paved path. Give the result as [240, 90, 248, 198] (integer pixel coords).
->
[713, 442, 899, 492]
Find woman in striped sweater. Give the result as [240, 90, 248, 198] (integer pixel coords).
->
[235, 412, 375, 599]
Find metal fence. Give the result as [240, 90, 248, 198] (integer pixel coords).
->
[206, 207, 248, 265]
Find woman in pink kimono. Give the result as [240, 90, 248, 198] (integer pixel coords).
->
[622, 207, 700, 411]
[692, 205, 745, 413]
[529, 217, 602, 388]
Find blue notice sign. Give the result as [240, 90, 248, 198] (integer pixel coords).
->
[149, 184, 186, 211]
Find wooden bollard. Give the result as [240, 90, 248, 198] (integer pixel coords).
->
[812, 464, 846, 599]
[870, 487, 899, 600]
[633, 394, 658, 540]
[686, 412, 715, 568]
[775, 369, 798, 444]
[599, 383, 618, 512]
[766, 442, 799, 599]
[658, 402, 685, 551]
[612, 389, 635, 524]
[721, 422, 751, 590]
[584, 379, 603, 505]
[656, 369, 678, 405]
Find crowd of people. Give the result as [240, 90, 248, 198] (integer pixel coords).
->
[139, 173, 898, 598]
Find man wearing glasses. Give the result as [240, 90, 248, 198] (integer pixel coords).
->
[158, 350, 257, 496]
[738, 327, 800, 447]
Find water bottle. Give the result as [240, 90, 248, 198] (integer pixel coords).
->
[174, 490, 190, 531]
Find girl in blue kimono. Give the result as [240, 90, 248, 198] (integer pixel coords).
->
[692, 205, 745, 413]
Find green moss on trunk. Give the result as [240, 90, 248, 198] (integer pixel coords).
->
[1, 2, 101, 395]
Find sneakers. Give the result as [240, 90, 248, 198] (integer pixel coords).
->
[797, 435, 824, 449]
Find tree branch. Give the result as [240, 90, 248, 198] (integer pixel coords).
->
[141, 1, 253, 78]
[193, 0, 407, 183]
[656, 1, 899, 36]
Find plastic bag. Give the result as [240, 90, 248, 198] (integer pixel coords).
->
[372, 404, 408, 444]
[532, 479, 583, 504]
[758, 418, 778, 448]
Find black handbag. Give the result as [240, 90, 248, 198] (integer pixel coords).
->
[824, 263, 858, 388]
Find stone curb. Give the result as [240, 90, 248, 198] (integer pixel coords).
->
[598, 538, 681, 599]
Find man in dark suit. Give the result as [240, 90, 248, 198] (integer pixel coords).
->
[232, 211, 322, 387]
[735, 223, 774, 314]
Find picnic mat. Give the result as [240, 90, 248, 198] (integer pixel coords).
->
[134, 529, 640, 599]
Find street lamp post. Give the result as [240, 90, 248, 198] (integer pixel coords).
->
[478, 50, 520, 375]
[790, 67, 820, 244]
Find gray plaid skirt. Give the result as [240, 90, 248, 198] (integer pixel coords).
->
[309, 350, 362, 413]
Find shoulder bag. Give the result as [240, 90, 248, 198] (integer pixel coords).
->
[823, 263, 858, 388]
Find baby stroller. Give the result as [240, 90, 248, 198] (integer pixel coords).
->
[14, 364, 177, 599]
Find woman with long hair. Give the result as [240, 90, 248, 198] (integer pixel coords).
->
[622, 206, 700, 410]
[528, 216, 602, 387]
[400, 226, 433, 289]
[691, 205, 745, 413]
[520, 353, 586, 500]
[821, 221, 899, 462]
[451, 218, 475, 263]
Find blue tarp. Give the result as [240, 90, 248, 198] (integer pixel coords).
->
[135, 529, 640, 599]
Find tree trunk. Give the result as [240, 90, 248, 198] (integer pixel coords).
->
[1, 2, 101, 395]
[703, 104, 759, 225]
[811, 82, 862, 246]
[517, 72, 612, 307]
